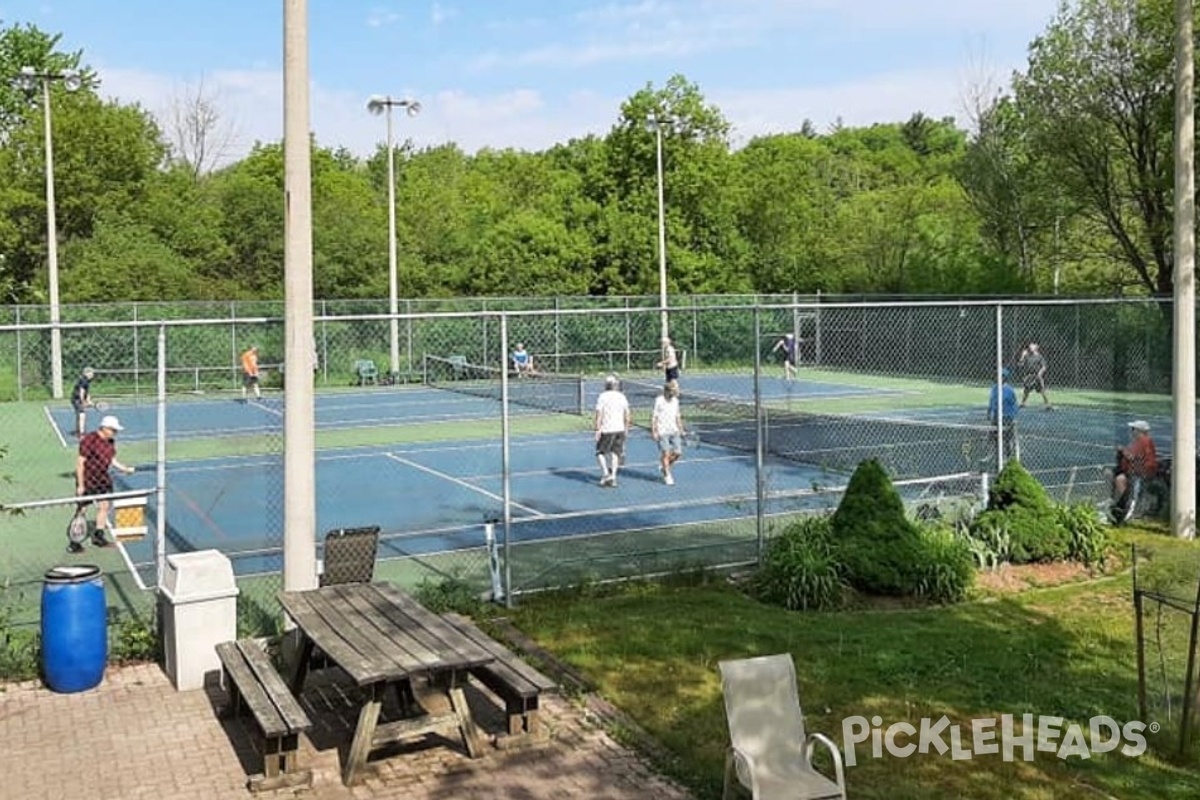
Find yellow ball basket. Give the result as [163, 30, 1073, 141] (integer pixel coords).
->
[111, 496, 148, 541]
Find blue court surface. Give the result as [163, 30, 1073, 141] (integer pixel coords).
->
[111, 429, 973, 579]
[64, 375, 1171, 581]
[44, 372, 899, 443]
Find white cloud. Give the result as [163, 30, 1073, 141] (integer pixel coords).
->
[98, 65, 619, 159]
[366, 7, 401, 28]
[98, 59, 1024, 162]
[431, 2, 458, 27]
[476, 0, 1055, 70]
[714, 68, 975, 148]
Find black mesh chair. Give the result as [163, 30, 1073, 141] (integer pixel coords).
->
[319, 526, 380, 587]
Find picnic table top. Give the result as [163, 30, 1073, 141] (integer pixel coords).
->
[278, 583, 495, 686]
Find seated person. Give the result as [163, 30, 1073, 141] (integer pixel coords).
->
[1109, 420, 1158, 520]
[511, 343, 535, 377]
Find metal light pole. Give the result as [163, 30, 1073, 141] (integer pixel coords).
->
[16, 67, 81, 400]
[647, 115, 676, 342]
[367, 95, 421, 378]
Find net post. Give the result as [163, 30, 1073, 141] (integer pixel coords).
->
[576, 372, 585, 416]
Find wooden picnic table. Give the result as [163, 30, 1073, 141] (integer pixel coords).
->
[279, 582, 496, 786]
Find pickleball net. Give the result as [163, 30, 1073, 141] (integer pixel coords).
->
[619, 378, 1000, 478]
[423, 354, 585, 416]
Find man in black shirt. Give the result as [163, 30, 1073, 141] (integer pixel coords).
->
[70, 367, 95, 437]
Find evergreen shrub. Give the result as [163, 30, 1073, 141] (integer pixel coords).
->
[830, 458, 924, 595]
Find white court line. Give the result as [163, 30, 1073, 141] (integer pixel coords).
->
[43, 405, 69, 448]
[248, 399, 281, 417]
[384, 452, 544, 517]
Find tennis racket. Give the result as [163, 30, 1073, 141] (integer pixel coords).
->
[684, 431, 701, 449]
[93, 401, 110, 412]
[67, 507, 89, 544]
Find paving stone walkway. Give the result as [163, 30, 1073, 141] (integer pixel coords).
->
[0, 663, 695, 800]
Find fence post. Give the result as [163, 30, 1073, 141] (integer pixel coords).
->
[156, 323, 168, 588]
[995, 303, 1006, 468]
[814, 290, 822, 367]
[406, 299, 414, 374]
[625, 298, 633, 373]
[133, 304, 141, 397]
[15, 306, 22, 403]
[499, 312, 513, 608]
[554, 297, 562, 367]
[230, 300, 238, 390]
[754, 305, 766, 563]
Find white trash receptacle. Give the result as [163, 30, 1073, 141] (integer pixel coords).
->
[159, 550, 239, 691]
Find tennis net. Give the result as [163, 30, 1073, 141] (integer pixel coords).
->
[620, 378, 998, 478]
[424, 355, 585, 416]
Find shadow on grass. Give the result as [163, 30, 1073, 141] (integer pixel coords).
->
[510, 581, 1200, 800]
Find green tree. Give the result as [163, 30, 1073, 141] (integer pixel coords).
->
[1011, 0, 1179, 296]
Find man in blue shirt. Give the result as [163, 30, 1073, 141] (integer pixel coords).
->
[987, 368, 1020, 462]
[511, 343, 534, 377]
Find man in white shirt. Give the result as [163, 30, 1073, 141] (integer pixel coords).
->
[656, 336, 680, 388]
[594, 374, 631, 487]
[651, 383, 685, 485]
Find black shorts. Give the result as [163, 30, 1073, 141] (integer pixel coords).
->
[71, 398, 86, 413]
[77, 479, 113, 506]
[243, 373, 259, 387]
[665, 367, 680, 382]
[596, 432, 626, 457]
[1023, 374, 1045, 392]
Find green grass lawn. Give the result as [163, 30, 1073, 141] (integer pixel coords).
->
[504, 527, 1200, 799]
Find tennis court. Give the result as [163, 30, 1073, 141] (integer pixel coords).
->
[38, 370, 964, 581]
[41, 360, 1182, 587]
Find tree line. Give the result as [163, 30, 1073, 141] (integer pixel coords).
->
[0, 1, 1190, 305]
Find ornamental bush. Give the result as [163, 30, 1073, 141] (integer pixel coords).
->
[912, 524, 976, 604]
[970, 460, 1069, 564]
[751, 515, 845, 611]
[830, 458, 925, 596]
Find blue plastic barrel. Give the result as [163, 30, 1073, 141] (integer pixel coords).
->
[41, 565, 108, 693]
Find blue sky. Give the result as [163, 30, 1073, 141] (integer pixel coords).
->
[1, 1, 1059, 161]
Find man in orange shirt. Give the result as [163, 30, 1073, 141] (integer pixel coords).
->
[1110, 420, 1158, 522]
[240, 345, 261, 401]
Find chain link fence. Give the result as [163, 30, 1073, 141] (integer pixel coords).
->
[0, 297, 1186, 667]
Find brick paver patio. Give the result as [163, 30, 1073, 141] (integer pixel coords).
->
[0, 662, 695, 800]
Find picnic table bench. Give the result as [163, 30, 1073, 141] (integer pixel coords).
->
[214, 639, 313, 793]
[442, 612, 559, 744]
[280, 583, 496, 786]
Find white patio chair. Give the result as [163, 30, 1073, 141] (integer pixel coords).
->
[719, 654, 847, 800]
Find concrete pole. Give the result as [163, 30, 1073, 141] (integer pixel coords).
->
[1174, 0, 1196, 540]
[42, 78, 63, 400]
[655, 123, 668, 341]
[283, 0, 318, 589]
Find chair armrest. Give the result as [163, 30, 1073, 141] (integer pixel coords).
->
[805, 732, 847, 796]
[724, 746, 761, 799]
